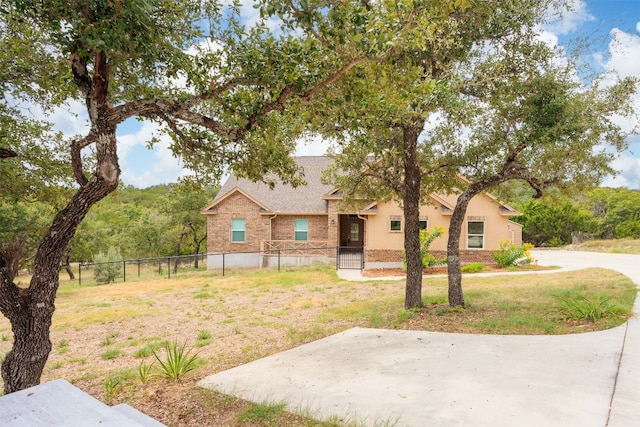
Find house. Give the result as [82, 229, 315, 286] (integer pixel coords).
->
[201, 156, 522, 269]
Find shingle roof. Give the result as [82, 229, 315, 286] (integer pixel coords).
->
[213, 156, 334, 213]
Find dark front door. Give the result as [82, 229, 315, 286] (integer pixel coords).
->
[340, 215, 364, 247]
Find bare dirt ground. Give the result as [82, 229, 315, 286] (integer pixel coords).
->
[0, 264, 633, 426]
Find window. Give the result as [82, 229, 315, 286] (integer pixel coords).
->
[467, 221, 485, 249]
[350, 222, 360, 241]
[231, 218, 245, 242]
[389, 215, 402, 232]
[294, 219, 308, 241]
[419, 217, 428, 230]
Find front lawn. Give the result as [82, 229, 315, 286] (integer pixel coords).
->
[0, 265, 635, 426]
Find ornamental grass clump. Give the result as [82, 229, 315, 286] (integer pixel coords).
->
[152, 340, 200, 381]
[554, 294, 627, 322]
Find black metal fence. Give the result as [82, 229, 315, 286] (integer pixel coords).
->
[336, 246, 365, 269]
[73, 245, 361, 285]
[76, 254, 208, 285]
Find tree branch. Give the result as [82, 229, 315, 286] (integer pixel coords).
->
[0, 148, 18, 159]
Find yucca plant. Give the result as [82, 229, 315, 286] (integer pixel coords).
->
[138, 360, 154, 384]
[152, 340, 200, 381]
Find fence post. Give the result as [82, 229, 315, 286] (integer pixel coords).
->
[278, 249, 281, 271]
[167, 257, 171, 279]
[138, 259, 141, 277]
[222, 253, 225, 276]
[123, 260, 126, 283]
[78, 263, 82, 286]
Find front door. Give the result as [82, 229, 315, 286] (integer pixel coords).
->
[340, 215, 364, 247]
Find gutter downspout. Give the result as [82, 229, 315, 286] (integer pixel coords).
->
[357, 213, 368, 269]
[264, 213, 278, 268]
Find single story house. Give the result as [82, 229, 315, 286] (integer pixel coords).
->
[201, 156, 522, 269]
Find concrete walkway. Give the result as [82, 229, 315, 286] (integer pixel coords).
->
[199, 250, 639, 426]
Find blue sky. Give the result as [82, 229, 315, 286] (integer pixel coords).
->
[56, 0, 640, 189]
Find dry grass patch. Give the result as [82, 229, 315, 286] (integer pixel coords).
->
[566, 238, 640, 254]
[0, 265, 636, 426]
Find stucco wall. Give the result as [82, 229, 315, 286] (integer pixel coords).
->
[365, 194, 519, 253]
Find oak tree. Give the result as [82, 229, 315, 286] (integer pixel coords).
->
[309, 0, 552, 308]
[0, 0, 371, 393]
[434, 29, 638, 306]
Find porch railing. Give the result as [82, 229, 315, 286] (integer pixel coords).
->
[262, 240, 333, 256]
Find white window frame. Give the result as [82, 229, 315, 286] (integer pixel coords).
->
[419, 217, 428, 230]
[389, 215, 402, 232]
[294, 219, 308, 241]
[467, 220, 485, 249]
[231, 218, 245, 243]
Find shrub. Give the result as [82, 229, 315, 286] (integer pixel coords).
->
[493, 241, 534, 268]
[461, 263, 483, 273]
[93, 247, 123, 284]
[420, 227, 447, 267]
[404, 226, 447, 269]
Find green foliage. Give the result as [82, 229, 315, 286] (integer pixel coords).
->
[101, 347, 121, 360]
[493, 241, 534, 268]
[0, 200, 56, 279]
[461, 263, 483, 273]
[70, 184, 218, 262]
[152, 341, 200, 381]
[420, 227, 447, 267]
[515, 197, 595, 246]
[237, 402, 287, 425]
[404, 227, 447, 269]
[138, 360, 154, 384]
[93, 247, 123, 284]
[134, 340, 169, 358]
[512, 188, 640, 245]
[196, 330, 213, 347]
[585, 188, 640, 239]
[57, 339, 69, 355]
[554, 294, 627, 323]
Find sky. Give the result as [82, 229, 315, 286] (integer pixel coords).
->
[50, 0, 640, 189]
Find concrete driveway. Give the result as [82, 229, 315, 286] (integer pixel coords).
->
[199, 250, 639, 426]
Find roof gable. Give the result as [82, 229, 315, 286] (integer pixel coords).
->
[212, 157, 334, 214]
[201, 187, 270, 214]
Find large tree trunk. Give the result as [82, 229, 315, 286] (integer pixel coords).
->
[403, 125, 423, 309]
[446, 189, 474, 307]
[0, 129, 120, 393]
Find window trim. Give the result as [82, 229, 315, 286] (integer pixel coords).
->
[294, 219, 309, 241]
[467, 220, 485, 249]
[231, 218, 246, 243]
[389, 215, 402, 232]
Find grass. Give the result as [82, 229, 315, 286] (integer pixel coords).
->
[567, 238, 640, 254]
[0, 261, 637, 426]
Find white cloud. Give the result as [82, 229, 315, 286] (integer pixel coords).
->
[543, 0, 594, 35]
[601, 154, 640, 189]
[604, 27, 640, 78]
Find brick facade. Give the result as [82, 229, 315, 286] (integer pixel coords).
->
[271, 216, 329, 241]
[206, 192, 270, 253]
